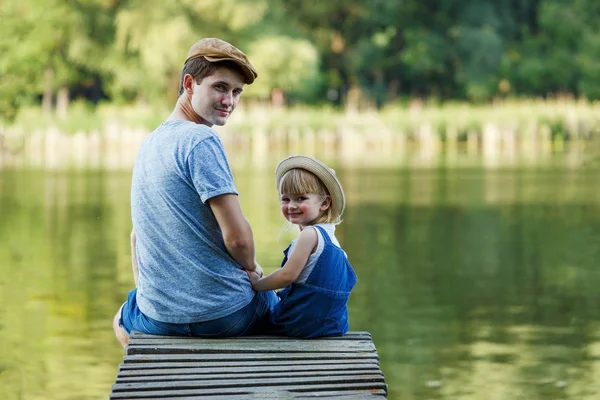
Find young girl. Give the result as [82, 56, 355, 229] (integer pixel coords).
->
[247, 155, 357, 338]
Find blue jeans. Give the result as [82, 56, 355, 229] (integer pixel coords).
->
[119, 288, 275, 337]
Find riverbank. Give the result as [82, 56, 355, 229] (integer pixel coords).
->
[1, 99, 597, 169]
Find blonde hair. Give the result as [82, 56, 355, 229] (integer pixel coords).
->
[279, 168, 340, 224]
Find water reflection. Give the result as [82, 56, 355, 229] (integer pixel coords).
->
[0, 165, 599, 400]
[337, 168, 600, 400]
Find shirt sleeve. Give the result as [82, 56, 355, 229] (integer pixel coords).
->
[187, 135, 238, 203]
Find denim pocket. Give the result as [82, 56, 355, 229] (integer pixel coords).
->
[139, 314, 191, 336]
[189, 300, 254, 337]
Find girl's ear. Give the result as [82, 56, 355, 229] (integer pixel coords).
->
[320, 196, 332, 211]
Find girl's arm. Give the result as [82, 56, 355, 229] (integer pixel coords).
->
[248, 228, 319, 291]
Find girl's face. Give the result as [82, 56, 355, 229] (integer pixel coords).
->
[280, 192, 329, 228]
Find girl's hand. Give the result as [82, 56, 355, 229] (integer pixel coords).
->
[246, 270, 261, 286]
[253, 263, 264, 278]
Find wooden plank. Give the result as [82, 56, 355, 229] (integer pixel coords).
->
[284, 392, 386, 399]
[129, 331, 372, 341]
[127, 337, 375, 348]
[110, 382, 388, 399]
[112, 374, 385, 391]
[117, 369, 384, 383]
[118, 363, 381, 376]
[119, 359, 380, 371]
[126, 340, 375, 354]
[112, 331, 387, 398]
[123, 352, 379, 363]
[116, 390, 387, 400]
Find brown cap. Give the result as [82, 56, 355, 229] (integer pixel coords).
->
[184, 38, 257, 84]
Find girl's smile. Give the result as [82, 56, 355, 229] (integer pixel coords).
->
[280, 193, 328, 228]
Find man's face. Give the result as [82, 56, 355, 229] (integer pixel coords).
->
[189, 67, 245, 127]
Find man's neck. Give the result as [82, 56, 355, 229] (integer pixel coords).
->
[168, 96, 212, 127]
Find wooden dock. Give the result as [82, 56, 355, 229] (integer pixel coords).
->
[110, 330, 387, 399]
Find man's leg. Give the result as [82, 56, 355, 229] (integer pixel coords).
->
[242, 290, 278, 336]
[113, 305, 129, 349]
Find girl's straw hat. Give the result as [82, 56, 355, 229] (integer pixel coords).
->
[275, 155, 346, 220]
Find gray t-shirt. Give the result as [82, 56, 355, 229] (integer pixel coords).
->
[131, 120, 254, 323]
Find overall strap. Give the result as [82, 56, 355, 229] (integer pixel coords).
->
[313, 225, 332, 246]
[281, 244, 292, 267]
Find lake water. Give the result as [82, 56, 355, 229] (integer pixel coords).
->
[1, 154, 599, 399]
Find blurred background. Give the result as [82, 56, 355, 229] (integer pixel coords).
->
[1, 1, 600, 399]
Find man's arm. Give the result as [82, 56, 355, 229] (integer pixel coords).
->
[208, 193, 258, 272]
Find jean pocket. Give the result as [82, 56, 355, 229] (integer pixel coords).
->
[189, 303, 253, 337]
[139, 314, 191, 336]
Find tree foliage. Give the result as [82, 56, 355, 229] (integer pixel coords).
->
[245, 36, 320, 100]
[1, 0, 600, 118]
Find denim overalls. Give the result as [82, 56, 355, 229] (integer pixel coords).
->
[268, 225, 357, 338]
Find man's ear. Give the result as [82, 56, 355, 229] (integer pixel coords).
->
[183, 74, 195, 94]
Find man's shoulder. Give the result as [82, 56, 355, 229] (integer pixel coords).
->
[156, 121, 218, 138]
[150, 121, 223, 151]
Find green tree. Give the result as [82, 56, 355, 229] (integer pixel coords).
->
[109, 0, 268, 105]
[3, 0, 600, 117]
[506, 0, 600, 98]
[0, 0, 117, 119]
[245, 36, 320, 104]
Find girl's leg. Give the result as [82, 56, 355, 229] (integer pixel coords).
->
[118, 288, 192, 337]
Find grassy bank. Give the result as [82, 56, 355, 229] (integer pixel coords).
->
[2, 98, 600, 139]
[1, 99, 598, 170]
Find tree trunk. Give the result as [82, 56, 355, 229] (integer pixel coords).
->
[42, 68, 54, 113]
[345, 84, 360, 114]
[270, 88, 285, 107]
[56, 86, 70, 118]
[387, 78, 400, 103]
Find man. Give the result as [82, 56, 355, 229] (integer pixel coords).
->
[113, 38, 270, 348]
